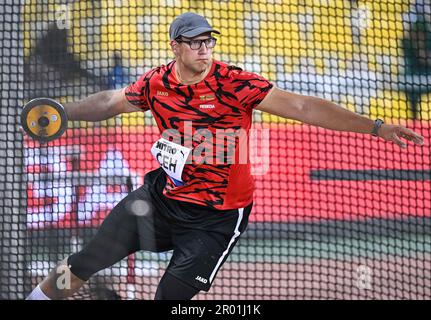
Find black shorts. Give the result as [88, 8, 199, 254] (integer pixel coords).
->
[68, 168, 252, 291]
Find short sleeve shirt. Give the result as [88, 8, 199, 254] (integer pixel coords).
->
[125, 60, 273, 210]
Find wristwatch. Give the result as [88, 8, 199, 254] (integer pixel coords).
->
[371, 119, 384, 137]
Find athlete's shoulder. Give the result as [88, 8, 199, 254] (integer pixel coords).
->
[158, 61, 175, 74]
[144, 61, 173, 78]
[213, 60, 267, 81]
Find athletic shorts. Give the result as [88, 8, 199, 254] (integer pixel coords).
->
[68, 167, 253, 291]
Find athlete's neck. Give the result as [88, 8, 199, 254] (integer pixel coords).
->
[174, 60, 212, 85]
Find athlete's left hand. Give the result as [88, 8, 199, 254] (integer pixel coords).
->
[378, 124, 425, 149]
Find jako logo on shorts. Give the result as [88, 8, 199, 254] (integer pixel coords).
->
[195, 276, 208, 284]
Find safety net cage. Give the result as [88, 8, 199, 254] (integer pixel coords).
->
[0, 0, 430, 300]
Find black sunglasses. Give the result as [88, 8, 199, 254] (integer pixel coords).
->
[175, 37, 217, 50]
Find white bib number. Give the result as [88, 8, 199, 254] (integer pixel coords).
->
[151, 137, 191, 183]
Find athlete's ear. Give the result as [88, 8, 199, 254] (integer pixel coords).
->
[170, 40, 179, 55]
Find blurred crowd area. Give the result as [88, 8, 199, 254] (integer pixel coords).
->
[22, 0, 431, 126]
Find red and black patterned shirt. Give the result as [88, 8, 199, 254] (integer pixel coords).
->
[125, 60, 273, 210]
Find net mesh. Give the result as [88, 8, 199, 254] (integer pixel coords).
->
[0, 0, 430, 299]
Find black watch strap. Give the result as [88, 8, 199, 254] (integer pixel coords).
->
[371, 119, 384, 137]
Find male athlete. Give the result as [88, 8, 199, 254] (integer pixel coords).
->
[26, 12, 424, 300]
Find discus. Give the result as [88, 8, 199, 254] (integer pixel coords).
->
[20, 98, 68, 142]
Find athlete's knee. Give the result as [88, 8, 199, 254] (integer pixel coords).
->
[154, 272, 200, 300]
[67, 232, 135, 282]
[65, 204, 139, 281]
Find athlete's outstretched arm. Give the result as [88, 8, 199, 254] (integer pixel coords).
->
[64, 88, 140, 122]
[256, 86, 425, 148]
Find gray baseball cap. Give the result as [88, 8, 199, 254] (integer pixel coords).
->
[169, 12, 220, 40]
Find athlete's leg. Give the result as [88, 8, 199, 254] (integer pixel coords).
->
[27, 187, 158, 300]
[154, 201, 253, 299]
[154, 272, 200, 300]
[26, 257, 86, 300]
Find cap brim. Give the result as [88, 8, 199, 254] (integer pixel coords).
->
[180, 27, 220, 38]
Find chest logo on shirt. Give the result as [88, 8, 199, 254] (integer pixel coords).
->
[157, 90, 169, 97]
[199, 104, 215, 109]
[199, 94, 215, 101]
